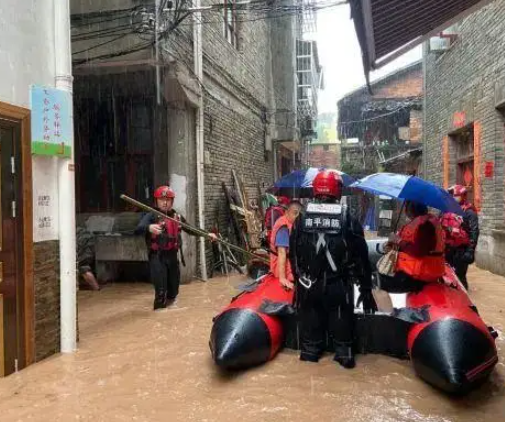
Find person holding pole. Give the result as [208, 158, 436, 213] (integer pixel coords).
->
[135, 186, 217, 310]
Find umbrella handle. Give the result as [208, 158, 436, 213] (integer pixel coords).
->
[393, 201, 406, 233]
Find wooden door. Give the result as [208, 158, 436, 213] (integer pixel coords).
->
[0, 122, 23, 376]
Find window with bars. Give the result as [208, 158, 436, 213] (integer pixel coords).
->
[223, 0, 238, 48]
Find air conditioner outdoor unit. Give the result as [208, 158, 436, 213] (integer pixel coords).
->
[429, 36, 451, 52]
[430, 25, 459, 52]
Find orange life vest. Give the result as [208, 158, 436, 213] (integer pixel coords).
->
[269, 215, 294, 281]
[396, 215, 445, 282]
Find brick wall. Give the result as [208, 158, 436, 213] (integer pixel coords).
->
[373, 68, 423, 99]
[197, 8, 290, 262]
[409, 109, 423, 143]
[309, 144, 340, 168]
[424, 0, 505, 275]
[33, 241, 60, 362]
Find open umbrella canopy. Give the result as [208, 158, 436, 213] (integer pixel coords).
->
[351, 173, 463, 215]
[268, 167, 354, 198]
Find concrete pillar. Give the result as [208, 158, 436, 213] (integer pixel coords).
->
[166, 102, 198, 282]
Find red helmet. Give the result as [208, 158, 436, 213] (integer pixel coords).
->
[312, 170, 343, 199]
[448, 184, 467, 198]
[154, 185, 175, 199]
[277, 196, 290, 206]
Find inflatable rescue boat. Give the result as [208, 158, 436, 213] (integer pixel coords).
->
[405, 264, 498, 393]
[210, 240, 498, 394]
[209, 274, 294, 370]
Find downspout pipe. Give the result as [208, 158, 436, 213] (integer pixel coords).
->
[193, 0, 208, 280]
[55, 0, 77, 353]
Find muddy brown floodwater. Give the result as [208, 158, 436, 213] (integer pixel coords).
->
[0, 266, 504, 421]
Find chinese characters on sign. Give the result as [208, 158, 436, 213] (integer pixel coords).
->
[31, 86, 72, 157]
[37, 195, 50, 206]
[38, 217, 52, 229]
[304, 217, 341, 230]
[37, 195, 52, 229]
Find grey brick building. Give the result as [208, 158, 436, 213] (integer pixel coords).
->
[70, 0, 302, 279]
[424, 0, 505, 276]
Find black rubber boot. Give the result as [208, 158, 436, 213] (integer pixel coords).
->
[334, 345, 355, 369]
[300, 351, 321, 363]
[334, 356, 356, 369]
[153, 291, 167, 310]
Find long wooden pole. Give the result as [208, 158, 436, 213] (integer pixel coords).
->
[120, 195, 270, 264]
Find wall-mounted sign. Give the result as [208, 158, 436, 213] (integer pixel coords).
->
[30, 85, 72, 157]
[33, 157, 59, 242]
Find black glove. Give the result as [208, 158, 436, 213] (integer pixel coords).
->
[462, 249, 475, 265]
[357, 288, 378, 314]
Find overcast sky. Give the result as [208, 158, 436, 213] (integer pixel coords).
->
[316, 3, 422, 114]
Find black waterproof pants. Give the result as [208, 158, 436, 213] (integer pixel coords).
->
[149, 250, 181, 307]
[297, 277, 354, 361]
[446, 249, 469, 289]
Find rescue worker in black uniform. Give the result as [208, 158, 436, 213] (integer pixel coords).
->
[135, 186, 216, 310]
[289, 170, 377, 369]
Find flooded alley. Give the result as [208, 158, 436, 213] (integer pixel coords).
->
[0, 267, 503, 422]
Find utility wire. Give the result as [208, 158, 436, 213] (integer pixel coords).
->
[71, 8, 141, 26]
[338, 106, 408, 125]
[72, 32, 134, 55]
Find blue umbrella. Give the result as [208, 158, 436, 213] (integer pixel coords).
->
[268, 167, 354, 197]
[351, 173, 463, 215]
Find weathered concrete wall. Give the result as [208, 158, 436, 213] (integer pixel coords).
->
[0, 0, 55, 107]
[0, 0, 62, 362]
[34, 241, 60, 362]
[424, 0, 505, 275]
[166, 103, 198, 282]
[269, 6, 298, 142]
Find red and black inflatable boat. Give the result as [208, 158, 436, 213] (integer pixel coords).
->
[209, 274, 293, 370]
[210, 241, 498, 394]
[405, 265, 498, 393]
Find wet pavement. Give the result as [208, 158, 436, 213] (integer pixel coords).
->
[0, 267, 504, 422]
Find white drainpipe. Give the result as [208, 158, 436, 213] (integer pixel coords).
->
[55, 0, 77, 353]
[193, 0, 208, 280]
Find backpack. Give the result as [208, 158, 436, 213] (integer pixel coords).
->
[264, 206, 285, 231]
[440, 212, 470, 248]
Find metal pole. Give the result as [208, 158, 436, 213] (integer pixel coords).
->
[155, 0, 162, 105]
[55, 0, 77, 353]
[120, 195, 269, 263]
